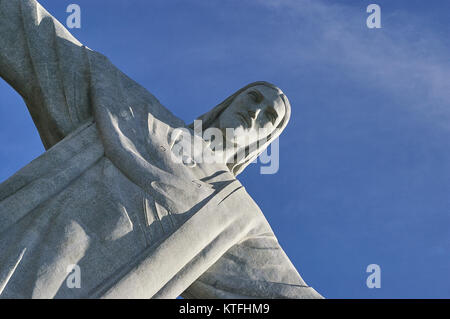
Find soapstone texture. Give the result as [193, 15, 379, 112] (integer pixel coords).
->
[0, 0, 322, 299]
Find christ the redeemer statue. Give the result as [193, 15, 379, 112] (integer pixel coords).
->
[0, 0, 322, 299]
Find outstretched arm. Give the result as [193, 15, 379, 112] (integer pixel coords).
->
[0, 0, 91, 149]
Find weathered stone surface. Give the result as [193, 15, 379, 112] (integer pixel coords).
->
[0, 0, 322, 299]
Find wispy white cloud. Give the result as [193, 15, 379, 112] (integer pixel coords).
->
[249, 0, 450, 128]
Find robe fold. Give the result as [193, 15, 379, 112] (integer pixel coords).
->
[0, 0, 322, 299]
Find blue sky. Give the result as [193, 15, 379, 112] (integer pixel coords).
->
[1, 0, 450, 298]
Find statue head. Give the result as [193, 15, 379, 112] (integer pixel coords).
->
[189, 81, 291, 176]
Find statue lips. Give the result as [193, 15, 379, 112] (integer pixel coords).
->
[236, 112, 251, 129]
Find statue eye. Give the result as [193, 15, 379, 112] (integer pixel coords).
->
[247, 90, 262, 103]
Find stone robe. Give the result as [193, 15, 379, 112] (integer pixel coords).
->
[0, 0, 322, 299]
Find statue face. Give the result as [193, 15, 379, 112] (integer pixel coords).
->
[217, 85, 286, 146]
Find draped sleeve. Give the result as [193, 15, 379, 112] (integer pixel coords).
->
[181, 234, 323, 299]
[0, 0, 96, 149]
